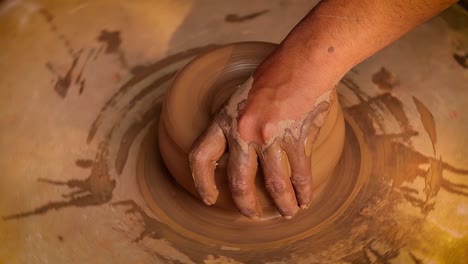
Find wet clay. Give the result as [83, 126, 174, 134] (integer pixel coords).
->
[159, 42, 345, 215]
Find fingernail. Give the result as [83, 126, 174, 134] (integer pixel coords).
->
[202, 197, 214, 205]
[300, 203, 309, 209]
[250, 215, 260, 220]
[284, 215, 293, 220]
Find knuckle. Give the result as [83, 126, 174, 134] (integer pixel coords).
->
[230, 178, 250, 196]
[260, 123, 276, 144]
[237, 114, 273, 144]
[291, 174, 310, 187]
[265, 179, 286, 196]
[189, 148, 204, 165]
[237, 114, 255, 136]
[189, 144, 213, 165]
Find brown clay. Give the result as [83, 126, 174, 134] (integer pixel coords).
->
[159, 42, 345, 214]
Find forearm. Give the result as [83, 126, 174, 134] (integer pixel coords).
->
[275, 0, 456, 88]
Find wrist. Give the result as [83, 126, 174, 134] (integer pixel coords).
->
[250, 43, 341, 114]
[278, 34, 353, 87]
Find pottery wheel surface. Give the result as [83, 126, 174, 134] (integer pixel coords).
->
[1, 1, 467, 263]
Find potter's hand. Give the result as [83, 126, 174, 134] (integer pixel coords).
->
[189, 0, 456, 218]
[189, 48, 334, 218]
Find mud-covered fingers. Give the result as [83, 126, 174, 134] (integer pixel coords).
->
[286, 146, 312, 209]
[227, 141, 262, 219]
[189, 123, 227, 205]
[260, 143, 299, 218]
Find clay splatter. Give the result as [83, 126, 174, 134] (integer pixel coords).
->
[47, 48, 96, 98]
[413, 96, 437, 155]
[50, 52, 81, 98]
[2, 144, 116, 220]
[114, 71, 176, 175]
[345, 81, 468, 213]
[97, 30, 129, 69]
[453, 53, 467, 68]
[225, 10, 269, 23]
[372, 67, 399, 91]
[113, 200, 168, 242]
[39, 9, 77, 57]
[87, 44, 221, 144]
[75, 159, 94, 168]
[2, 45, 219, 221]
[75, 48, 95, 95]
[97, 30, 122, 54]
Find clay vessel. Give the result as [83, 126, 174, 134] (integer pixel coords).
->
[159, 42, 345, 214]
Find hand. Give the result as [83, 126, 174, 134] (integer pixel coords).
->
[189, 46, 334, 219]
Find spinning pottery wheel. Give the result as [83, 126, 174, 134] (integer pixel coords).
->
[139, 42, 362, 246]
[1, 2, 467, 263]
[158, 42, 346, 213]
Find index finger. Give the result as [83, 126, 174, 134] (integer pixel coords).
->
[189, 123, 226, 205]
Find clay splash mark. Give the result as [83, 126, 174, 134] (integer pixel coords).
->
[409, 252, 424, 264]
[2, 50, 170, 221]
[2, 45, 218, 220]
[115, 72, 176, 175]
[101, 69, 174, 175]
[453, 53, 467, 68]
[412, 96, 437, 155]
[113, 200, 168, 242]
[2, 143, 116, 220]
[342, 240, 400, 264]
[75, 158, 94, 168]
[114, 103, 162, 175]
[225, 9, 269, 23]
[49, 50, 81, 98]
[87, 44, 221, 144]
[308, 80, 468, 263]
[97, 30, 121, 54]
[75, 48, 95, 95]
[47, 29, 122, 98]
[39, 9, 77, 58]
[344, 80, 468, 213]
[3, 45, 217, 220]
[372, 67, 398, 91]
[47, 48, 95, 98]
[97, 29, 129, 69]
[342, 78, 413, 144]
[93, 46, 104, 61]
[113, 200, 199, 264]
[114, 197, 262, 263]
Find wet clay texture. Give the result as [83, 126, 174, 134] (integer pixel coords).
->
[158, 42, 345, 216]
[2, 0, 467, 262]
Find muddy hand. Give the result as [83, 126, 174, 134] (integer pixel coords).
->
[190, 72, 332, 219]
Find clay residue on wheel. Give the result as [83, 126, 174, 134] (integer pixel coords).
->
[5, 42, 468, 263]
[124, 46, 468, 262]
[371, 67, 399, 91]
[2, 45, 217, 223]
[86, 44, 220, 143]
[2, 144, 116, 220]
[225, 10, 269, 23]
[133, 74, 468, 263]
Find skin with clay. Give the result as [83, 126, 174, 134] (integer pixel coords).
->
[189, 0, 457, 219]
